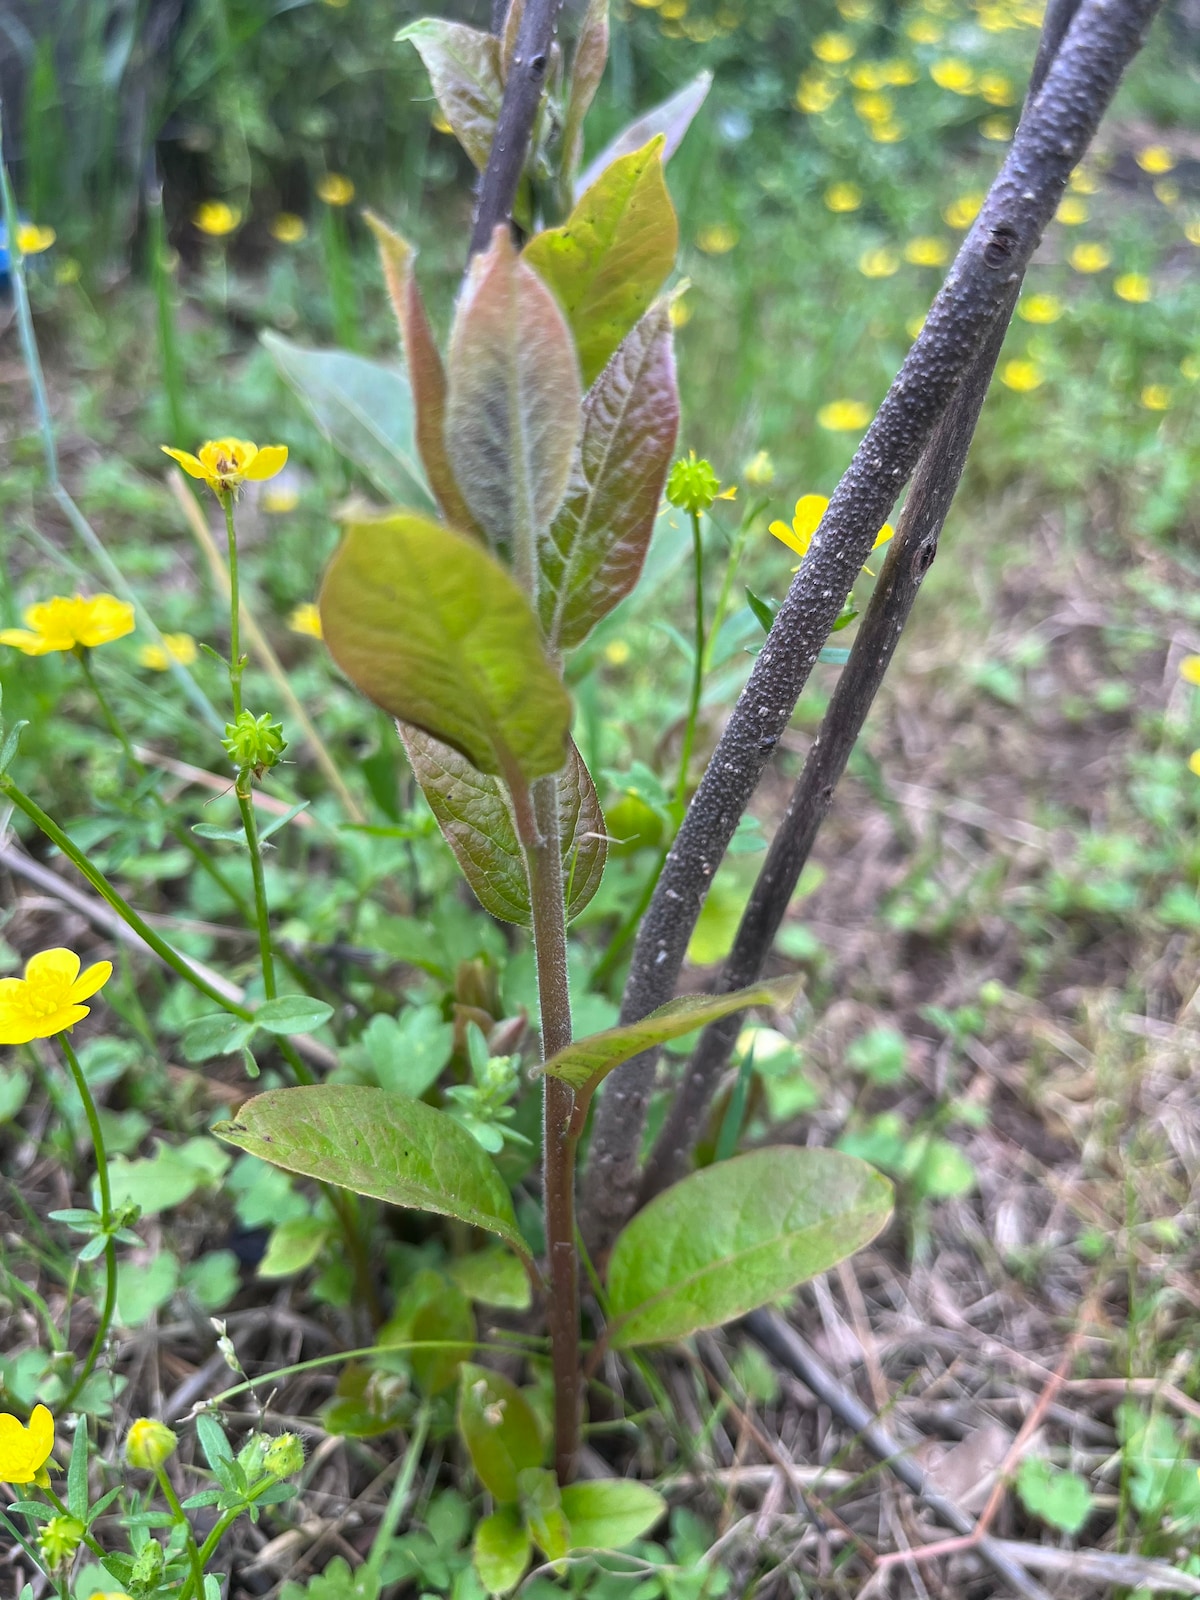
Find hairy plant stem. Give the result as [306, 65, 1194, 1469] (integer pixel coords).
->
[155, 1462, 206, 1597]
[515, 769, 579, 1481]
[76, 649, 250, 920]
[674, 510, 706, 808]
[58, 1035, 118, 1412]
[584, 0, 1164, 1253]
[0, 778, 254, 1020]
[237, 782, 277, 998]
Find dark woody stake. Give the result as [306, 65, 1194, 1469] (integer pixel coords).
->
[583, 0, 1163, 1253]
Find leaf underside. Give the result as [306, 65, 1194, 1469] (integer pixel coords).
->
[576, 70, 712, 197]
[400, 19, 503, 171]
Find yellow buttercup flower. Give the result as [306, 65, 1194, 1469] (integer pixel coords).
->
[1113, 273, 1151, 304]
[943, 192, 984, 229]
[289, 603, 323, 640]
[1136, 145, 1174, 176]
[769, 494, 892, 565]
[978, 71, 1015, 105]
[17, 223, 56, 254]
[743, 450, 775, 488]
[1141, 384, 1171, 412]
[817, 399, 871, 432]
[824, 182, 863, 214]
[271, 212, 307, 244]
[1069, 167, 1099, 194]
[0, 594, 134, 656]
[0, 949, 113, 1045]
[979, 115, 1012, 142]
[669, 297, 692, 328]
[880, 58, 918, 85]
[867, 120, 905, 143]
[262, 485, 300, 514]
[696, 223, 738, 255]
[0, 1405, 55, 1485]
[1018, 293, 1062, 324]
[849, 61, 887, 90]
[796, 72, 838, 114]
[1055, 197, 1088, 226]
[604, 639, 632, 666]
[193, 201, 241, 237]
[316, 173, 355, 206]
[812, 31, 855, 62]
[138, 633, 198, 671]
[1069, 241, 1110, 273]
[1185, 219, 1200, 247]
[854, 91, 893, 123]
[162, 438, 288, 499]
[906, 17, 943, 42]
[1190, 751, 1200, 778]
[1000, 359, 1042, 392]
[1153, 179, 1180, 208]
[906, 312, 927, 340]
[903, 235, 950, 267]
[859, 246, 899, 278]
[930, 58, 974, 94]
[1179, 655, 1200, 685]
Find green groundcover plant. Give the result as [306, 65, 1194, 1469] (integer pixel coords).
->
[0, 0, 1165, 1592]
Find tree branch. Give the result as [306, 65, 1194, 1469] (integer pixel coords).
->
[469, 0, 566, 258]
[582, 0, 1162, 1252]
[638, 288, 1017, 1204]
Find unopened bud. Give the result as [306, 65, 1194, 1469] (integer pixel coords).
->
[222, 709, 286, 772]
[743, 449, 775, 488]
[40, 1514, 85, 1567]
[666, 451, 722, 515]
[263, 1432, 305, 1478]
[130, 1538, 165, 1589]
[125, 1417, 178, 1470]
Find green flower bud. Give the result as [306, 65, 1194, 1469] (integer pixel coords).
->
[263, 1431, 305, 1478]
[125, 1416, 178, 1470]
[666, 451, 722, 515]
[222, 709, 287, 772]
[40, 1514, 85, 1567]
[130, 1537, 165, 1590]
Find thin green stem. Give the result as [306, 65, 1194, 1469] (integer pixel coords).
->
[360, 1404, 431, 1587]
[42, 1486, 107, 1560]
[675, 509, 706, 807]
[0, 777, 254, 1021]
[156, 1463, 205, 1597]
[236, 785, 276, 998]
[705, 494, 767, 671]
[222, 494, 243, 717]
[57, 1036, 118, 1412]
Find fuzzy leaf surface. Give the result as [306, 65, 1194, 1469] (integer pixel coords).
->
[364, 212, 479, 536]
[576, 70, 711, 196]
[214, 1086, 527, 1256]
[320, 513, 571, 782]
[561, 0, 610, 183]
[262, 333, 430, 508]
[560, 1479, 667, 1550]
[525, 139, 677, 388]
[539, 977, 797, 1094]
[398, 19, 503, 171]
[540, 303, 678, 650]
[445, 229, 582, 582]
[401, 726, 605, 924]
[457, 1363, 544, 1503]
[607, 1148, 892, 1347]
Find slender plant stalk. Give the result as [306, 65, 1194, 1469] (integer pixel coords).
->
[0, 777, 253, 1020]
[155, 1463, 206, 1597]
[58, 1035, 118, 1411]
[583, 0, 1164, 1253]
[674, 509, 706, 808]
[360, 1403, 432, 1588]
[221, 494, 244, 717]
[237, 787, 277, 997]
[705, 494, 767, 671]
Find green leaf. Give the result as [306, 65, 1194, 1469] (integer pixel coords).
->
[182, 1012, 257, 1063]
[540, 302, 678, 651]
[606, 1147, 893, 1348]
[108, 1137, 232, 1217]
[560, 1479, 667, 1550]
[445, 229, 582, 583]
[116, 1249, 180, 1328]
[525, 139, 677, 390]
[0, 1064, 30, 1124]
[401, 726, 605, 925]
[473, 1505, 531, 1595]
[539, 977, 798, 1095]
[354, 1006, 454, 1098]
[576, 70, 711, 196]
[365, 212, 480, 537]
[518, 1467, 571, 1560]
[67, 1415, 88, 1520]
[320, 512, 572, 784]
[398, 19, 503, 172]
[446, 1246, 532, 1311]
[257, 1217, 331, 1279]
[214, 1086, 528, 1257]
[457, 1363, 544, 1502]
[1016, 1456, 1093, 1535]
[386, 1269, 477, 1397]
[561, 0, 609, 183]
[254, 995, 335, 1036]
[262, 332, 431, 509]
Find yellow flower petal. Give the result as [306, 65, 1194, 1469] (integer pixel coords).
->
[25, 948, 81, 989]
[871, 522, 894, 549]
[288, 603, 324, 639]
[793, 495, 829, 544]
[769, 519, 809, 557]
[70, 961, 114, 1005]
[244, 444, 289, 481]
[161, 446, 208, 479]
[1179, 655, 1200, 686]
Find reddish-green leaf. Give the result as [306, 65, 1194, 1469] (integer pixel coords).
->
[320, 512, 571, 783]
[539, 978, 798, 1096]
[446, 229, 583, 589]
[457, 1363, 544, 1502]
[540, 302, 678, 651]
[607, 1147, 893, 1347]
[401, 726, 605, 925]
[576, 70, 711, 196]
[525, 138, 677, 389]
[214, 1086, 527, 1256]
[399, 19, 503, 171]
[364, 211, 479, 537]
[561, 0, 609, 183]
